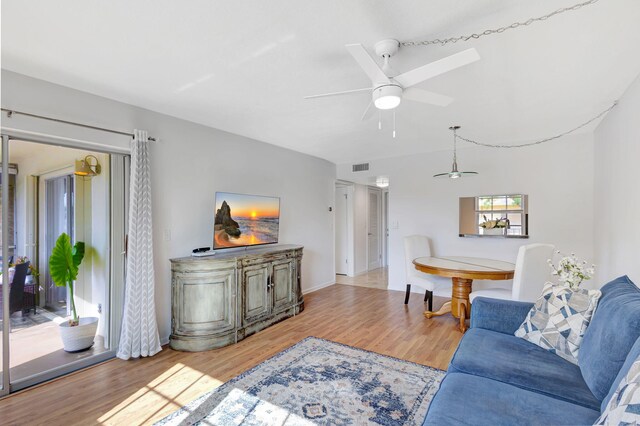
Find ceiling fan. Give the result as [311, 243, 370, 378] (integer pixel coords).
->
[305, 39, 480, 121]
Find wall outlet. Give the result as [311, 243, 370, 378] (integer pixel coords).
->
[97, 303, 102, 314]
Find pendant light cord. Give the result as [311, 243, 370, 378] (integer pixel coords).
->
[455, 101, 617, 149]
[453, 127, 457, 163]
[402, 0, 600, 48]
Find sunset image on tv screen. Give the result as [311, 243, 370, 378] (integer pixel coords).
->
[213, 192, 280, 249]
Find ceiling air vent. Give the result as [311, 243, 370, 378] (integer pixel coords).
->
[352, 163, 369, 172]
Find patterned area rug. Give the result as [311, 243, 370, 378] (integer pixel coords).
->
[157, 337, 444, 426]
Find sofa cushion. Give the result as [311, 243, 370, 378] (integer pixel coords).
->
[579, 275, 640, 401]
[514, 283, 601, 364]
[470, 297, 534, 335]
[601, 337, 640, 412]
[423, 372, 600, 426]
[450, 328, 600, 410]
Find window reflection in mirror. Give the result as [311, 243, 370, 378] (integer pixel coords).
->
[459, 194, 528, 238]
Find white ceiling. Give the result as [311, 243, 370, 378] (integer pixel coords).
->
[2, 0, 640, 164]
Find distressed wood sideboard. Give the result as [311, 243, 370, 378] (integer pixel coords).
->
[170, 245, 303, 351]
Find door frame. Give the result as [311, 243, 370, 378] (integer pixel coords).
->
[366, 186, 383, 271]
[38, 166, 76, 315]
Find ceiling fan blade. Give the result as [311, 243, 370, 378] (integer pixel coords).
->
[403, 88, 454, 107]
[433, 172, 452, 178]
[394, 48, 480, 88]
[345, 44, 390, 84]
[304, 87, 371, 99]
[361, 102, 375, 121]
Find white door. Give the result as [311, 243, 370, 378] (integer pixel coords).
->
[335, 186, 349, 275]
[367, 188, 382, 270]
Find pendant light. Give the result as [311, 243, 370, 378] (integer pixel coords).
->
[433, 126, 478, 179]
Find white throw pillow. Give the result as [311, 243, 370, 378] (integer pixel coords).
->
[515, 282, 601, 364]
[595, 354, 640, 425]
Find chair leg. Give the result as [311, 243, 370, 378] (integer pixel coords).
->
[425, 290, 433, 311]
[404, 284, 411, 304]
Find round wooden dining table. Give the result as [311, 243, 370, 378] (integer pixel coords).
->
[413, 256, 515, 332]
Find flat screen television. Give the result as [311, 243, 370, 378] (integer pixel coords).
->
[213, 192, 280, 249]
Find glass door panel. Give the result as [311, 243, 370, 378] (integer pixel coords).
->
[7, 138, 116, 391]
[43, 175, 73, 316]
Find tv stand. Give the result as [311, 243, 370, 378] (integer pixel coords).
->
[170, 244, 303, 351]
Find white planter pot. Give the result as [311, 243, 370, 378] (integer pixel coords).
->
[482, 228, 505, 236]
[59, 317, 98, 352]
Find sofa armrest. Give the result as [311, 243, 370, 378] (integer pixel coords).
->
[470, 297, 534, 335]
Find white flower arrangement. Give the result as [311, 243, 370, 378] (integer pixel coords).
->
[480, 215, 509, 229]
[547, 251, 595, 290]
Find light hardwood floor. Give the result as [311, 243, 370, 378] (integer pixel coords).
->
[0, 283, 460, 426]
[334, 267, 388, 289]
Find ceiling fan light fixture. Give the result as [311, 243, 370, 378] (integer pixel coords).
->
[373, 85, 402, 110]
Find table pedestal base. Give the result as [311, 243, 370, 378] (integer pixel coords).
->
[424, 277, 473, 332]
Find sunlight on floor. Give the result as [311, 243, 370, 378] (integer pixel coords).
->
[185, 387, 312, 426]
[96, 362, 223, 425]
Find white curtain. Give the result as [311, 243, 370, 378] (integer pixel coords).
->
[117, 129, 162, 360]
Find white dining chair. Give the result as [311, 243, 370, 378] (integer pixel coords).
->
[404, 235, 451, 310]
[469, 243, 556, 303]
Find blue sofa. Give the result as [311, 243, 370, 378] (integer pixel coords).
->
[423, 275, 640, 426]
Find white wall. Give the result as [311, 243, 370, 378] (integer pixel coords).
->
[338, 133, 595, 292]
[2, 70, 336, 343]
[594, 74, 640, 285]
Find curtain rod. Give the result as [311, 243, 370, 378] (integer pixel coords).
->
[1, 108, 156, 141]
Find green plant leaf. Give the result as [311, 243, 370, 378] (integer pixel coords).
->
[49, 233, 74, 288]
[71, 241, 85, 281]
[49, 233, 85, 323]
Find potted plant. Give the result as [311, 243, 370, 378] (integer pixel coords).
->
[480, 215, 509, 235]
[49, 233, 98, 352]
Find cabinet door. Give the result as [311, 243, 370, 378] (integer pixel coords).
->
[243, 263, 270, 323]
[174, 268, 236, 336]
[272, 259, 294, 311]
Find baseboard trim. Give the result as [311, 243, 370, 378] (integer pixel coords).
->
[303, 280, 335, 295]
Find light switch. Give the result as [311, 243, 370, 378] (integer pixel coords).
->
[163, 229, 171, 241]
[391, 220, 399, 230]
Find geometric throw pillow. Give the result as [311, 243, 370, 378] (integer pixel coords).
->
[515, 282, 601, 365]
[595, 354, 640, 425]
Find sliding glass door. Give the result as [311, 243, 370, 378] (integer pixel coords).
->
[0, 133, 129, 393]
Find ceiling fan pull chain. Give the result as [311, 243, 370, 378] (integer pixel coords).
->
[378, 110, 382, 130]
[401, 0, 600, 48]
[393, 111, 397, 138]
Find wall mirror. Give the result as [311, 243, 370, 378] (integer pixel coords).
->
[459, 194, 529, 238]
